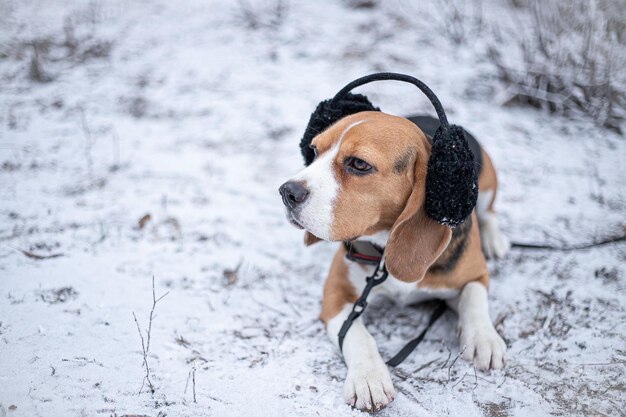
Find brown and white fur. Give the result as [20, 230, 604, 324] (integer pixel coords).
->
[280, 111, 509, 411]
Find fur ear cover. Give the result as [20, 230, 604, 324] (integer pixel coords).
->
[425, 125, 478, 227]
[300, 93, 379, 165]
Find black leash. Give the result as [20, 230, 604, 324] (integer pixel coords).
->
[337, 260, 447, 367]
[338, 261, 389, 353]
[510, 233, 626, 251]
[386, 301, 447, 367]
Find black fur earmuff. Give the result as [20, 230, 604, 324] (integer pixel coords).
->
[298, 72, 477, 228]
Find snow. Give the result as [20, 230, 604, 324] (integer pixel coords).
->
[1, 0, 625, 416]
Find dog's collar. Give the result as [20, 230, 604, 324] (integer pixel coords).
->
[343, 240, 384, 265]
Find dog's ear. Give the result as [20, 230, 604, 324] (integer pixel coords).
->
[385, 158, 452, 282]
[304, 231, 322, 246]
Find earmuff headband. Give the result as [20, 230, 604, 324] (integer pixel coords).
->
[330, 72, 450, 135]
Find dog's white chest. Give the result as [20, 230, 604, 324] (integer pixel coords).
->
[346, 262, 460, 305]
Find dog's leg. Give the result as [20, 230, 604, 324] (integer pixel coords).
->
[326, 305, 395, 410]
[476, 189, 510, 259]
[446, 280, 506, 370]
[320, 250, 394, 411]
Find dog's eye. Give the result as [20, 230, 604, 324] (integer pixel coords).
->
[345, 157, 374, 175]
[309, 144, 318, 158]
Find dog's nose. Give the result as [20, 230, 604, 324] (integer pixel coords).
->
[279, 181, 309, 209]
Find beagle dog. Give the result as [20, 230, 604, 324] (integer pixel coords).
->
[279, 111, 509, 411]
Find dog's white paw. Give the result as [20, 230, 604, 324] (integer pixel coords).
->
[479, 213, 510, 259]
[459, 323, 506, 370]
[343, 358, 395, 411]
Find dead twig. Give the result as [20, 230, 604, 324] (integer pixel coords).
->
[147, 277, 169, 352]
[395, 384, 420, 403]
[192, 363, 197, 403]
[413, 358, 439, 374]
[133, 312, 152, 394]
[497, 372, 507, 388]
[452, 370, 469, 387]
[175, 334, 191, 348]
[16, 248, 64, 260]
[447, 345, 467, 382]
[184, 361, 198, 403]
[133, 276, 169, 394]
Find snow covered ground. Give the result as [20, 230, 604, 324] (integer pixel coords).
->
[1, 1, 624, 416]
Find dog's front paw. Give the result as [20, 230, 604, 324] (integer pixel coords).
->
[343, 359, 395, 411]
[459, 323, 506, 370]
[479, 215, 510, 259]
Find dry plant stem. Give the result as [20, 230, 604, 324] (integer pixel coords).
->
[184, 361, 198, 403]
[447, 345, 467, 382]
[133, 311, 152, 394]
[147, 277, 169, 352]
[133, 276, 169, 394]
[192, 363, 197, 403]
[452, 370, 469, 387]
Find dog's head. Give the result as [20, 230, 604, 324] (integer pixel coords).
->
[279, 73, 478, 281]
[279, 111, 452, 281]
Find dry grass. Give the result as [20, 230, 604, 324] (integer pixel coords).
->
[490, 0, 626, 133]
